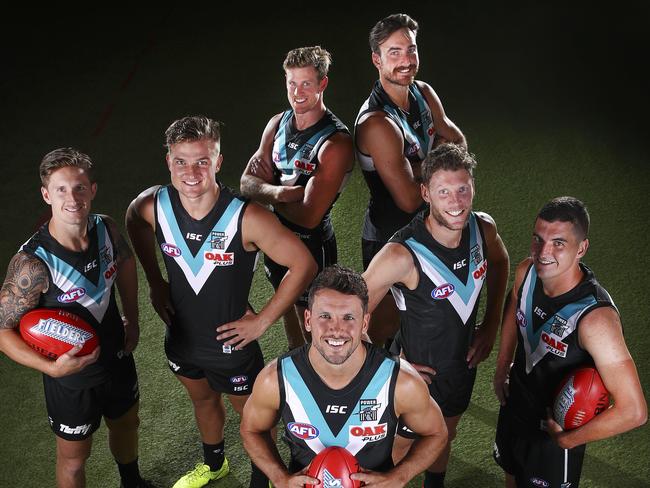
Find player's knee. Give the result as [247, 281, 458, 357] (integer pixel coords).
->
[106, 404, 141, 433]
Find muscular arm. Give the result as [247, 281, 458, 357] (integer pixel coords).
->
[493, 259, 531, 405]
[216, 203, 317, 348]
[104, 215, 139, 352]
[240, 114, 304, 205]
[240, 361, 318, 487]
[547, 307, 647, 449]
[466, 213, 510, 367]
[362, 243, 418, 313]
[356, 113, 423, 213]
[0, 252, 98, 376]
[352, 359, 447, 487]
[417, 81, 466, 149]
[125, 186, 174, 326]
[275, 132, 353, 229]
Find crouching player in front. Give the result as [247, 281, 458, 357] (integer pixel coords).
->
[493, 197, 647, 487]
[240, 266, 447, 487]
[0, 148, 152, 488]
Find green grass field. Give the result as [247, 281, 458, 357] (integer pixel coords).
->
[1, 4, 648, 488]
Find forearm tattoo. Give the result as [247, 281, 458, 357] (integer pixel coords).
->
[0, 253, 48, 329]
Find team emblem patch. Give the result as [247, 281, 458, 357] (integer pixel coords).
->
[357, 399, 380, 421]
[300, 143, 315, 159]
[210, 231, 227, 250]
[550, 315, 569, 338]
[99, 246, 113, 266]
[470, 244, 483, 266]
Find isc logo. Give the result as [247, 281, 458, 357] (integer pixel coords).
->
[161, 243, 182, 257]
[432, 283, 455, 300]
[58, 287, 86, 303]
[288, 422, 319, 440]
[325, 405, 347, 414]
[204, 251, 234, 266]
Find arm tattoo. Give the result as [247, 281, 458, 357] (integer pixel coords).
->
[115, 232, 134, 265]
[0, 252, 48, 329]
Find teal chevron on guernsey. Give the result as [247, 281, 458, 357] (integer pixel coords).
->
[155, 186, 245, 295]
[519, 266, 598, 373]
[404, 213, 486, 324]
[31, 216, 115, 322]
[281, 355, 395, 456]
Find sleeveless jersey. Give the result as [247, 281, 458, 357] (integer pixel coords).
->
[506, 263, 617, 430]
[389, 211, 488, 374]
[21, 215, 124, 388]
[154, 184, 258, 366]
[272, 109, 350, 239]
[355, 81, 435, 242]
[278, 342, 399, 471]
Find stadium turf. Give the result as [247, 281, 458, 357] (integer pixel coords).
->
[1, 4, 648, 487]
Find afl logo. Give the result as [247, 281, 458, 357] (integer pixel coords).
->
[161, 243, 181, 257]
[57, 287, 86, 303]
[432, 283, 455, 300]
[287, 422, 319, 440]
[530, 478, 549, 487]
[230, 375, 248, 385]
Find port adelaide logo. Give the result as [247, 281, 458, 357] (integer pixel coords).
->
[356, 399, 380, 421]
[210, 231, 227, 250]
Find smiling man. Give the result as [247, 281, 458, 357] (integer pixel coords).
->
[126, 116, 316, 488]
[240, 46, 354, 350]
[240, 265, 447, 488]
[363, 143, 509, 487]
[355, 13, 467, 354]
[0, 148, 152, 488]
[493, 197, 647, 488]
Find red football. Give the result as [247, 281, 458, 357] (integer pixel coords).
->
[553, 367, 610, 430]
[306, 446, 361, 488]
[19, 308, 98, 360]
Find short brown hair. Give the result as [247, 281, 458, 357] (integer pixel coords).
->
[164, 115, 221, 149]
[369, 13, 419, 54]
[307, 265, 369, 314]
[283, 46, 332, 81]
[39, 147, 94, 186]
[421, 143, 477, 185]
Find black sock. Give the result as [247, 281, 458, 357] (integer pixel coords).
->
[249, 461, 269, 488]
[117, 458, 142, 488]
[203, 441, 225, 471]
[423, 470, 446, 488]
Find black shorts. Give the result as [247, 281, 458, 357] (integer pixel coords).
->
[494, 406, 586, 487]
[43, 354, 139, 441]
[397, 361, 476, 438]
[166, 342, 264, 396]
[265, 233, 337, 307]
[361, 238, 387, 270]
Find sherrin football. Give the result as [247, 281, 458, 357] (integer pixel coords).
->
[19, 308, 98, 360]
[306, 446, 361, 488]
[553, 367, 610, 430]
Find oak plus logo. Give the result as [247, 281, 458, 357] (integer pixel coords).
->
[204, 251, 234, 266]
